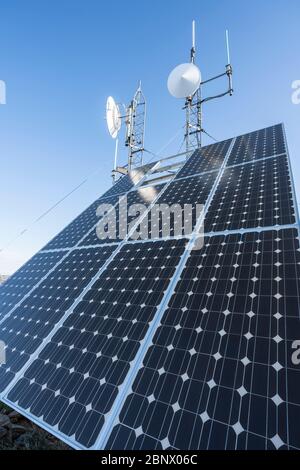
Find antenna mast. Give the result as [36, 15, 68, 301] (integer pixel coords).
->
[168, 22, 234, 156]
[106, 84, 147, 183]
[125, 82, 146, 170]
[185, 20, 202, 156]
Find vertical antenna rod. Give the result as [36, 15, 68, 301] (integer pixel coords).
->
[225, 29, 231, 64]
[225, 30, 233, 95]
[112, 138, 119, 183]
[191, 20, 196, 63]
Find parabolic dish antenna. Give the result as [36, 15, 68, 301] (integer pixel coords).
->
[106, 96, 121, 139]
[167, 63, 201, 99]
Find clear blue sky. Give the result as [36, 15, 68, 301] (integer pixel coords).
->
[0, 0, 299, 274]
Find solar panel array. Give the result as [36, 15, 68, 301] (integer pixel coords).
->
[0, 123, 300, 450]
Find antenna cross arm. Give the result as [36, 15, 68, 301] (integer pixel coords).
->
[200, 71, 228, 86]
[201, 89, 233, 105]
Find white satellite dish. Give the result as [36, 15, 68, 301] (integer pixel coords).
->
[106, 96, 121, 139]
[167, 63, 201, 99]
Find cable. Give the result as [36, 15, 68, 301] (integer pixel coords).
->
[0, 125, 221, 256]
[143, 124, 186, 164]
[202, 129, 218, 143]
[0, 166, 104, 254]
[155, 125, 185, 156]
[0, 126, 187, 255]
[176, 135, 186, 154]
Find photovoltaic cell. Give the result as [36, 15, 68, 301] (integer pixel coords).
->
[6, 239, 186, 448]
[106, 229, 300, 450]
[0, 251, 65, 320]
[176, 139, 232, 179]
[227, 124, 286, 167]
[0, 245, 117, 392]
[205, 155, 295, 233]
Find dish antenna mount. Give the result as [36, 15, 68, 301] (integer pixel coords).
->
[167, 21, 234, 155]
[106, 83, 146, 183]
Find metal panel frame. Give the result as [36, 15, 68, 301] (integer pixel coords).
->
[282, 124, 300, 228]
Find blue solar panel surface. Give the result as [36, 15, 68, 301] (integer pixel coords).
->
[0, 123, 299, 450]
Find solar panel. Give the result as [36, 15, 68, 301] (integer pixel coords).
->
[227, 124, 286, 167]
[0, 123, 299, 451]
[176, 139, 232, 179]
[205, 155, 295, 233]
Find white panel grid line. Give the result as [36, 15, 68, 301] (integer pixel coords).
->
[166, 152, 287, 192]
[64, 223, 299, 251]
[203, 224, 299, 239]
[282, 123, 300, 449]
[42, 242, 120, 253]
[39, 248, 70, 254]
[226, 152, 287, 170]
[174, 168, 220, 183]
